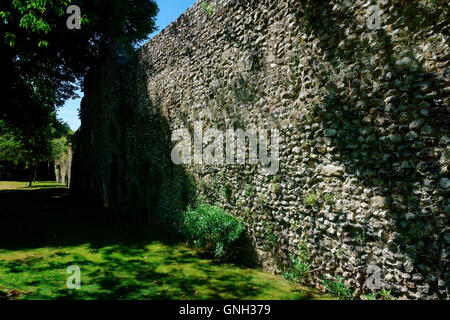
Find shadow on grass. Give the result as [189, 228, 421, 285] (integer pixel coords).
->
[0, 186, 323, 300]
[0, 186, 177, 249]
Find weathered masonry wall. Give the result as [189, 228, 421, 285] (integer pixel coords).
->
[73, 0, 449, 299]
[55, 146, 72, 187]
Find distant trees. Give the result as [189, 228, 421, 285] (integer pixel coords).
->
[0, 117, 71, 187]
[0, 123, 23, 165]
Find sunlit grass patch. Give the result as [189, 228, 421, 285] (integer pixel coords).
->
[0, 241, 332, 300]
[0, 183, 332, 300]
[0, 181, 66, 190]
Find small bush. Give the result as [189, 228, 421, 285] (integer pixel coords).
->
[283, 242, 311, 282]
[283, 254, 311, 282]
[180, 202, 243, 258]
[321, 276, 354, 300]
[361, 288, 396, 300]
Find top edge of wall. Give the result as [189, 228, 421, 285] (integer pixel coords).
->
[140, 0, 234, 50]
[141, 0, 199, 49]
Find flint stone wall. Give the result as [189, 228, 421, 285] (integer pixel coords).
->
[73, 0, 449, 299]
[55, 146, 72, 187]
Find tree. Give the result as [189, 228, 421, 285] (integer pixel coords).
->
[0, 122, 23, 165]
[0, 0, 159, 133]
[0, 0, 159, 118]
[0, 115, 72, 187]
[0, 0, 159, 185]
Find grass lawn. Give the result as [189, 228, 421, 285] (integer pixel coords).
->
[0, 181, 332, 300]
[0, 181, 66, 190]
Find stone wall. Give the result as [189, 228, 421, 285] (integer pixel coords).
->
[55, 146, 72, 187]
[73, 0, 449, 299]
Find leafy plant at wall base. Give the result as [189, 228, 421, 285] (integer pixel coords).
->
[321, 276, 354, 300]
[378, 288, 396, 300]
[360, 293, 377, 300]
[298, 241, 308, 261]
[263, 222, 276, 247]
[361, 288, 396, 300]
[180, 202, 243, 258]
[283, 253, 311, 283]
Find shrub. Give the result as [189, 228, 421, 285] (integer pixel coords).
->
[180, 202, 243, 258]
[283, 254, 311, 282]
[321, 276, 354, 300]
[361, 288, 396, 300]
[283, 242, 311, 282]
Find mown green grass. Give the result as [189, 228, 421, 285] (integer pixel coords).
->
[0, 181, 332, 300]
[0, 242, 330, 300]
[0, 181, 66, 190]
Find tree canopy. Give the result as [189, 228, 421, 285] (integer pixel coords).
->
[0, 115, 71, 185]
[0, 0, 159, 184]
[1, 0, 158, 128]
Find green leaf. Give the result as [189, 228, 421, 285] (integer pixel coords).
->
[5, 32, 16, 47]
[38, 40, 48, 47]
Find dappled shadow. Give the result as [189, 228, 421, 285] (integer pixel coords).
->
[0, 187, 309, 300]
[0, 249, 315, 300]
[71, 51, 197, 231]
